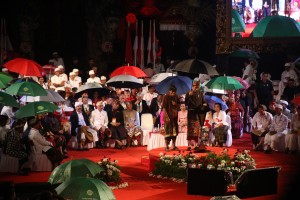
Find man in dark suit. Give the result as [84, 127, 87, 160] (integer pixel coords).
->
[70, 101, 97, 151]
[81, 97, 94, 117]
[132, 92, 149, 124]
[107, 100, 127, 149]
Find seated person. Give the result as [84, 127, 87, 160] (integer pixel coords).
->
[107, 100, 128, 149]
[3, 119, 29, 175]
[90, 101, 112, 148]
[264, 104, 288, 153]
[28, 118, 63, 169]
[212, 103, 229, 147]
[251, 104, 273, 151]
[70, 102, 98, 151]
[123, 101, 142, 146]
[285, 106, 300, 154]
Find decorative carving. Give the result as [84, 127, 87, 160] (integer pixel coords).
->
[216, 0, 300, 54]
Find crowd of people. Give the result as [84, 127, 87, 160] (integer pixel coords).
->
[0, 53, 300, 177]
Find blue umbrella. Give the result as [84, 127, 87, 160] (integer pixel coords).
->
[204, 95, 228, 111]
[155, 75, 192, 95]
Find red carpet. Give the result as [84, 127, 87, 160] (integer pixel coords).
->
[1, 133, 299, 200]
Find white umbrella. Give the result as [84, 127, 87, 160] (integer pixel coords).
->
[20, 89, 65, 102]
[107, 74, 143, 88]
[149, 72, 177, 85]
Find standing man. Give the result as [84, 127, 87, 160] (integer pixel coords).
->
[255, 72, 274, 108]
[162, 85, 180, 151]
[185, 81, 204, 151]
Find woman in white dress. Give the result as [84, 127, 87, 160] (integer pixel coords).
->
[212, 103, 229, 147]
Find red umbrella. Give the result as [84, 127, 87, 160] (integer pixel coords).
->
[291, 96, 300, 105]
[110, 65, 147, 78]
[232, 76, 250, 89]
[3, 58, 46, 77]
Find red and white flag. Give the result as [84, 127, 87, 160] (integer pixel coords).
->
[137, 21, 144, 68]
[133, 20, 138, 66]
[147, 20, 156, 66]
[125, 23, 133, 65]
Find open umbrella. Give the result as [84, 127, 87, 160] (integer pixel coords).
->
[232, 76, 250, 89]
[149, 72, 176, 85]
[250, 15, 300, 37]
[20, 89, 65, 103]
[106, 74, 143, 89]
[230, 48, 260, 59]
[291, 96, 300, 105]
[3, 58, 46, 77]
[0, 72, 13, 89]
[173, 59, 219, 76]
[75, 82, 111, 98]
[204, 94, 228, 111]
[110, 65, 147, 78]
[205, 75, 244, 91]
[15, 101, 58, 119]
[5, 81, 47, 97]
[155, 75, 192, 95]
[55, 177, 116, 200]
[0, 91, 19, 108]
[232, 9, 246, 33]
[48, 158, 104, 185]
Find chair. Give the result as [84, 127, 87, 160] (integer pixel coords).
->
[29, 145, 53, 172]
[140, 113, 154, 146]
[0, 149, 19, 173]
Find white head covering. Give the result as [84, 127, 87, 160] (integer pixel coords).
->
[279, 100, 288, 106]
[58, 65, 64, 69]
[73, 68, 79, 73]
[276, 104, 283, 110]
[75, 101, 83, 107]
[100, 76, 107, 80]
[69, 72, 75, 76]
[54, 68, 60, 72]
[89, 70, 95, 75]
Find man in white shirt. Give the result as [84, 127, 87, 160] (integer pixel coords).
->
[242, 60, 255, 85]
[28, 118, 63, 168]
[251, 104, 273, 151]
[90, 101, 111, 148]
[73, 68, 82, 83]
[50, 68, 66, 92]
[86, 70, 100, 84]
[264, 104, 288, 153]
[143, 85, 157, 107]
[100, 76, 108, 87]
[69, 72, 82, 90]
[58, 65, 68, 82]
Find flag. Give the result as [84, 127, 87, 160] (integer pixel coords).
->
[137, 21, 144, 68]
[125, 23, 133, 65]
[147, 20, 156, 66]
[133, 20, 138, 66]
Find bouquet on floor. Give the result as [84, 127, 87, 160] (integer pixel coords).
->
[149, 149, 256, 183]
[95, 157, 128, 189]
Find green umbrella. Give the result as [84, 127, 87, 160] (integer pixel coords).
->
[0, 72, 13, 89]
[0, 91, 19, 108]
[6, 81, 47, 97]
[251, 15, 300, 37]
[232, 9, 246, 33]
[230, 48, 260, 59]
[55, 177, 116, 200]
[48, 159, 105, 185]
[15, 101, 58, 119]
[205, 75, 244, 91]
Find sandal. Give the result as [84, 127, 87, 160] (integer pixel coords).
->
[187, 147, 192, 151]
[172, 146, 179, 151]
[165, 147, 170, 152]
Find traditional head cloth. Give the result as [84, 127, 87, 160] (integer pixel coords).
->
[54, 68, 60, 72]
[276, 104, 283, 110]
[75, 101, 83, 107]
[100, 76, 107, 80]
[69, 72, 75, 76]
[89, 70, 95, 75]
[73, 68, 79, 73]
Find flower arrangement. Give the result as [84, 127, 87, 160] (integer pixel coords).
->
[149, 149, 256, 184]
[96, 157, 128, 190]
